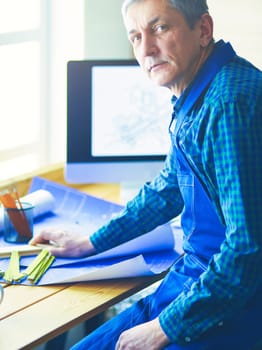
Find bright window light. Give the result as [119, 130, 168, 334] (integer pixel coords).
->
[0, 0, 84, 182]
[0, 0, 40, 33]
[0, 42, 40, 150]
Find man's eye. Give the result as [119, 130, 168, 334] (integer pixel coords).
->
[130, 35, 141, 44]
[155, 25, 168, 33]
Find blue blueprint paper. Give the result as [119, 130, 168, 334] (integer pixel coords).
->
[0, 177, 182, 285]
[29, 176, 125, 236]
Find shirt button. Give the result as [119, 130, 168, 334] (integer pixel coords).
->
[218, 321, 224, 327]
[185, 336, 191, 343]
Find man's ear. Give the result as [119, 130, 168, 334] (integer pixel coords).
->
[199, 13, 214, 47]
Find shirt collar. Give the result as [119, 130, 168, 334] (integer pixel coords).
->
[171, 40, 228, 118]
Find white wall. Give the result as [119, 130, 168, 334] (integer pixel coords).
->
[207, 1, 261, 68]
[84, 0, 132, 59]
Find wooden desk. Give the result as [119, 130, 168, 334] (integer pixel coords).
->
[0, 276, 163, 349]
[0, 164, 165, 350]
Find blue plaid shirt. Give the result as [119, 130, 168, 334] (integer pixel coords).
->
[90, 42, 262, 344]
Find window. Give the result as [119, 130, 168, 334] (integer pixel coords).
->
[0, 0, 84, 182]
[0, 0, 42, 180]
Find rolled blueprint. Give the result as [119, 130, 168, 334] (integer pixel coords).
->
[0, 189, 55, 232]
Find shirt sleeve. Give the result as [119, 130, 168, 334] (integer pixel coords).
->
[159, 93, 262, 344]
[90, 146, 184, 252]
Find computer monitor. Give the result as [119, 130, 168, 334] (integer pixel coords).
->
[65, 59, 172, 191]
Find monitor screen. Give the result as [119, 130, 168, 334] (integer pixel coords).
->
[65, 59, 172, 186]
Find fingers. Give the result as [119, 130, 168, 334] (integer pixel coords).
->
[29, 230, 52, 245]
[29, 228, 66, 246]
[43, 246, 69, 258]
[29, 231, 69, 257]
[30, 228, 96, 258]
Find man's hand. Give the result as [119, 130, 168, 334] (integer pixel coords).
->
[115, 318, 170, 350]
[29, 228, 96, 258]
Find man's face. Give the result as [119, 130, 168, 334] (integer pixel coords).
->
[124, 0, 208, 95]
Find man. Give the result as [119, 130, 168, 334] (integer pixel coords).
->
[31, 0, 262, 349]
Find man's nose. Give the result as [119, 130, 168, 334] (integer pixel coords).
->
[140, 35, 158, 57]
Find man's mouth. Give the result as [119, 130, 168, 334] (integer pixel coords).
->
[148, 62, 167, 72]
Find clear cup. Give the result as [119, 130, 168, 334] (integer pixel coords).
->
[3, 202, 34, 243]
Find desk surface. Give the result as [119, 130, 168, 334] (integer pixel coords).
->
[0, 275, 163, 350]
[0, 165, 165, 349]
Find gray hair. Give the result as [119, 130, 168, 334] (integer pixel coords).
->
[121, 0, 209, 28]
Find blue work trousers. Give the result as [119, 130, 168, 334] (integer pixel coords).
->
[70, 263, 261, 350]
